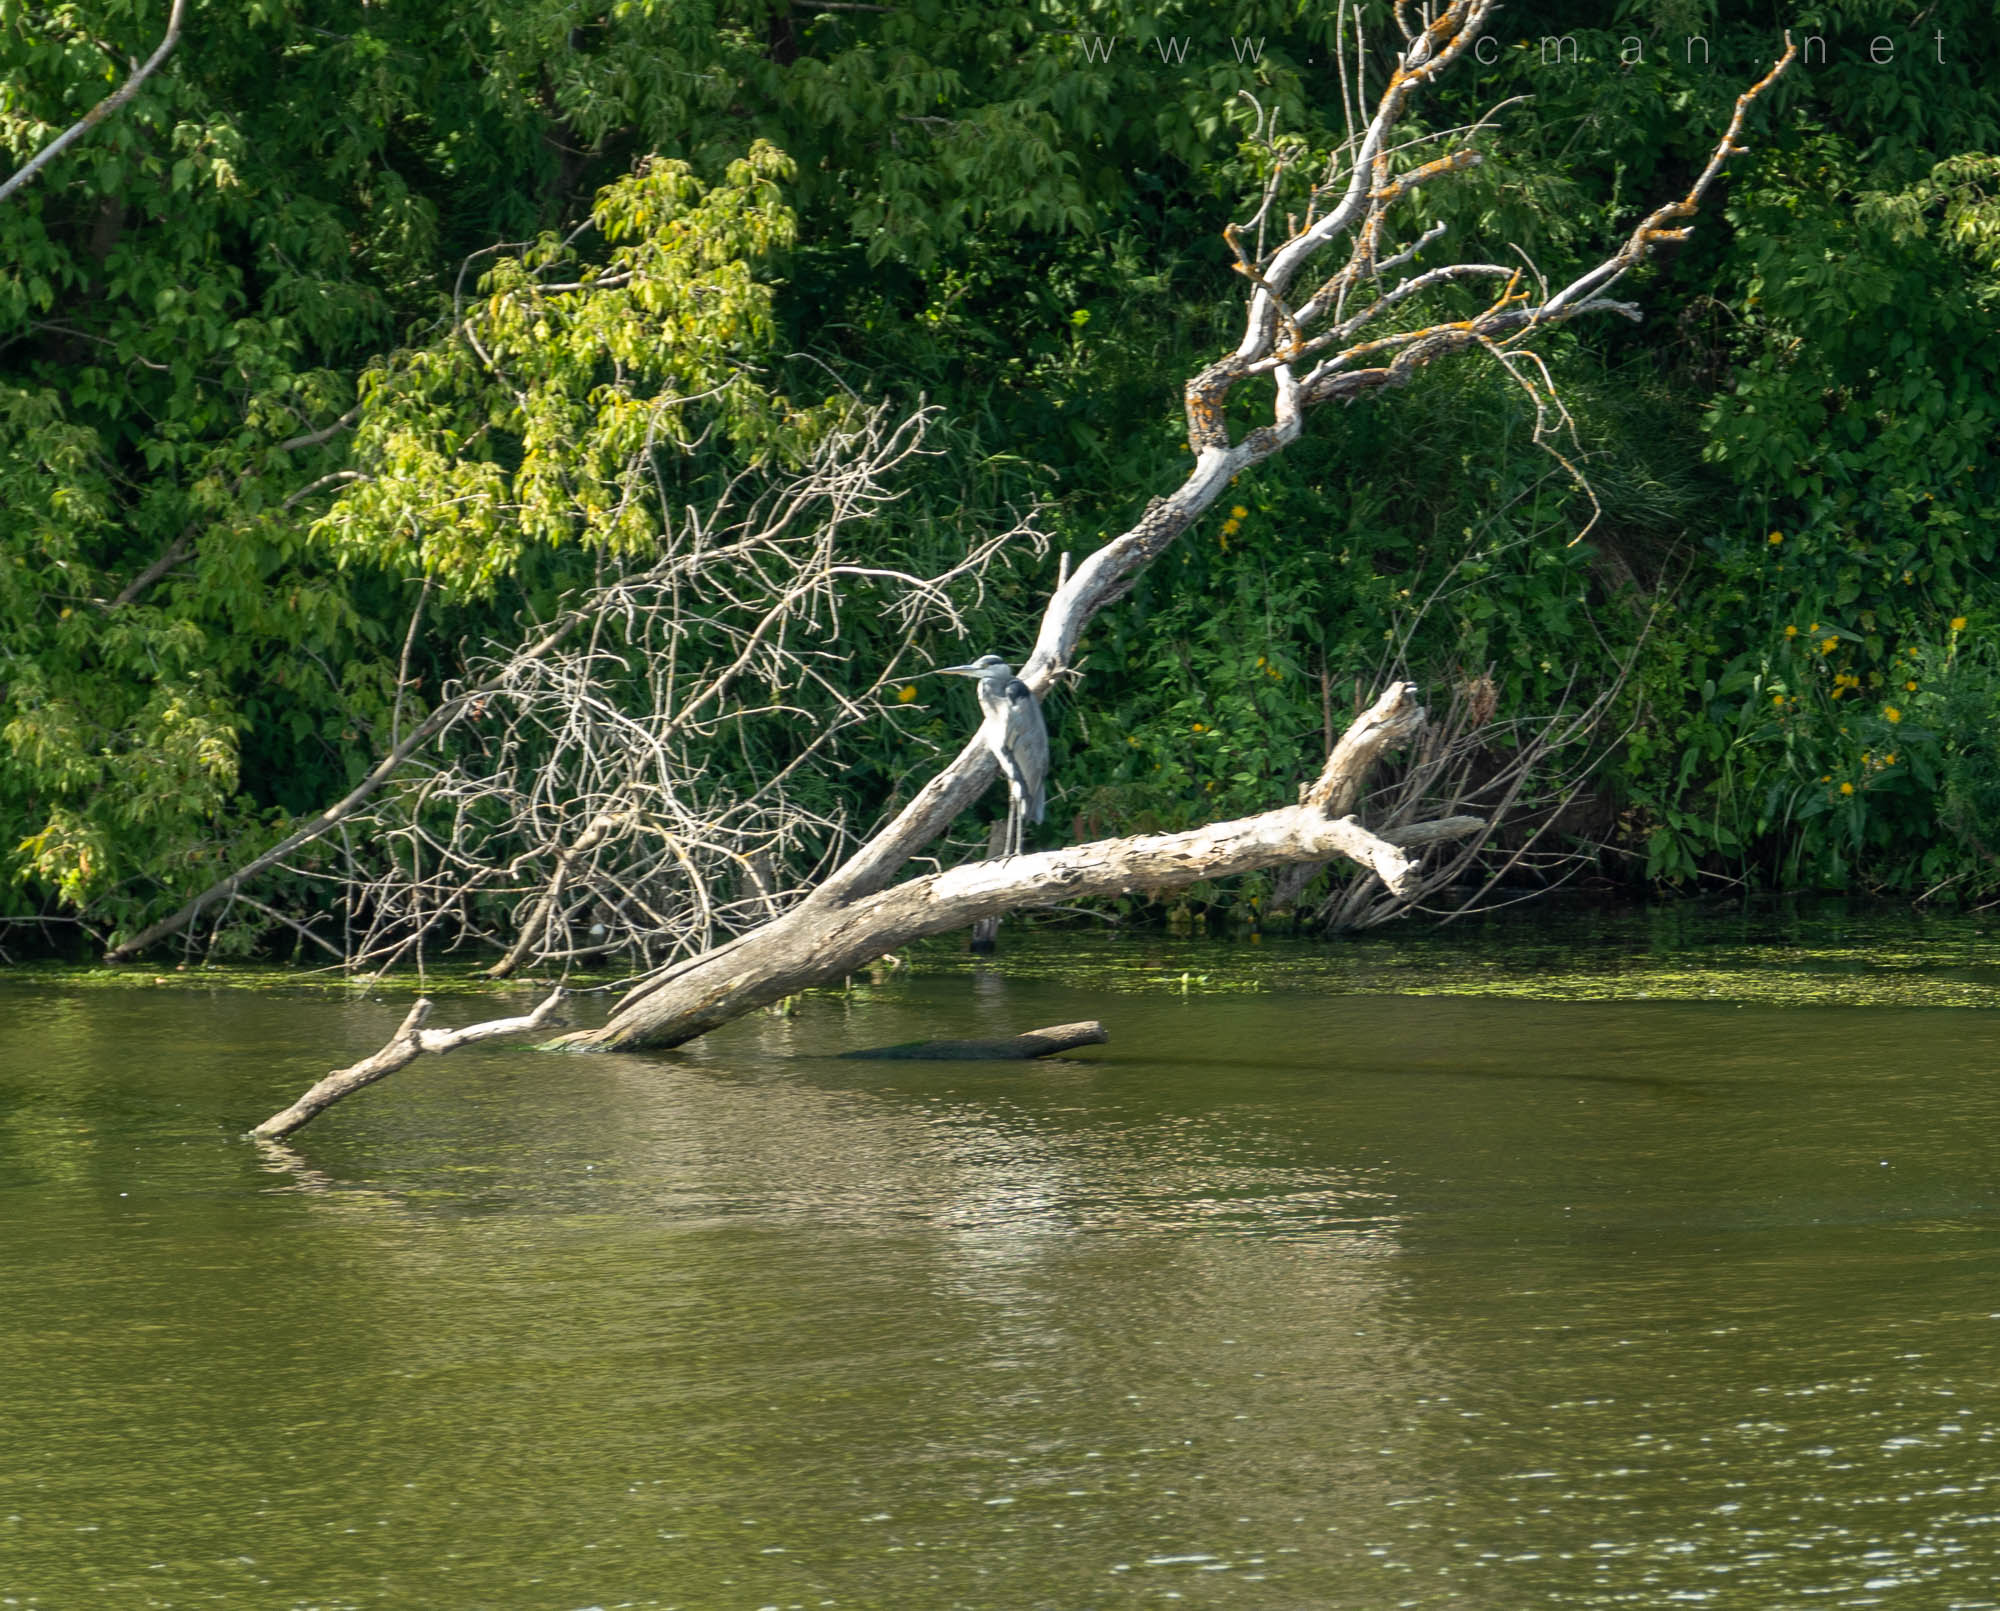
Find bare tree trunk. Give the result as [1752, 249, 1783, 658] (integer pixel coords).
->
[538, 6, 1791, 1050]
[554, 685, 1474, 1051]
[154, 3, 1791, 1133]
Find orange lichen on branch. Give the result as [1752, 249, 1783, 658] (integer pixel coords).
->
[1368, 148, 1480, 204]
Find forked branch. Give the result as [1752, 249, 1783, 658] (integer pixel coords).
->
[250, 989, 566, 1140]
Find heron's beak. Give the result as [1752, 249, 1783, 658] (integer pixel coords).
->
[932, 663, 982, 677]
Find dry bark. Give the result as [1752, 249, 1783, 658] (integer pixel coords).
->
[156, 2, 1792, 1136]
[543, 5, 1793, 1048]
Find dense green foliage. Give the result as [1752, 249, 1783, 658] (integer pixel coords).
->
[4, 0, 1999, 952]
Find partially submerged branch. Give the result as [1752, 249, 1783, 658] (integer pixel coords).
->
[842, 1021, 1108, 1061]
[250, 989, 566, 1140]
[142, 7, 1791, 1111]
[542, 19, 1791, 1051]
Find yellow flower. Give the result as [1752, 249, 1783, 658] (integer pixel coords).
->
[1884, 706, 1902, 723]
[1951, 616, 1968, 632]
[1840, 781, 1855, 795]
[1191, 722, 1207, 733]
[1820, 638, 1838, 654]
[1902, 570, 1914, 584]
[1230, 505, 1249, 520]
[1784, 624, 1799, 638]
[1772, 693, 1785, 707]
[1905, 680, 1918, 692]
[895, 684, 918, 703]
[1886, 753, 1897, 765]
[1819, 775, 1831, 783]
[1809, 622, 1820, 632]
[1767, 531, 1783, 544]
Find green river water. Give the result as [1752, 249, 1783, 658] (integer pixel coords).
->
[4, 906, 2000, 1609]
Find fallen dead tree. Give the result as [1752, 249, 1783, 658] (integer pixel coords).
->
[225, 1, 1794, 1136]
[548, 10, 1794, 1054]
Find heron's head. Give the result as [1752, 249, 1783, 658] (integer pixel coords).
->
[935, 654, 1013, 681]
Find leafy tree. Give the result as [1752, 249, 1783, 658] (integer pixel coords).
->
[9, 0, 2000, 952]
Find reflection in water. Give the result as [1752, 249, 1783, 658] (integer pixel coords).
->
[4, 915, 2000, 1607]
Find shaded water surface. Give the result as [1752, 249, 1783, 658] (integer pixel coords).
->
[5, 911, 2000, 1608]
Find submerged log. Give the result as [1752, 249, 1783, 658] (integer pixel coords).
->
[840, 1020, 1108, 1061]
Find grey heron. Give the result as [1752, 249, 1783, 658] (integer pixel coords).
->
[936, 655, 1048, 856]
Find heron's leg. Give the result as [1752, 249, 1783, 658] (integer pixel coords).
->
[991, 751, 1024, 856]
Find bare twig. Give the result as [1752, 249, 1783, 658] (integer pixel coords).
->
[244, 399, 1041, 981]
[105, 612, 587, 960]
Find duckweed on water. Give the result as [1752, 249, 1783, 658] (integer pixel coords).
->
[899, 901, 2000, 1012]
[10, 900, 2000, 1013]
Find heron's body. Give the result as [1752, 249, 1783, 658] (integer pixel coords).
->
[938, 655, 1048, 855]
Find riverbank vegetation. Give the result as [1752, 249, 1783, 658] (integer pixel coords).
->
[6, 0, 2000, 965]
